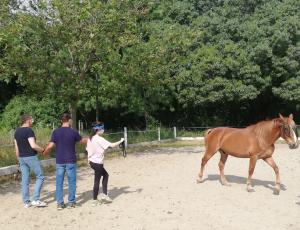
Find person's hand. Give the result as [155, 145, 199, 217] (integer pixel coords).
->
[42, 148, 48, 156]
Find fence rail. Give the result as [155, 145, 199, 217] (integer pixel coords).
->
[2, 124, 300, 147]
[0, 126, 204, 169]
[0, 126, 204, 176]
[1, 124, 299, 176]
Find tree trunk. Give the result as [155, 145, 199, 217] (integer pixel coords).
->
[69, 103, 77, 130]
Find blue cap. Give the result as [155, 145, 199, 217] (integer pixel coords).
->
[93, 124, 105, 130]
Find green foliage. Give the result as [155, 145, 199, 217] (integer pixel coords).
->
[1, 0, 143, 125]
[1, 0, 300, 128]
[0, 95, 66, 129]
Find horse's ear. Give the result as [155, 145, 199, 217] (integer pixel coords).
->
[276, 119, 283, 127]
[279, 113, 284, 120]
[289, 114, 293, 120]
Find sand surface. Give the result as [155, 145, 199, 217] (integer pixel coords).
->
[0, 144, 300, 230]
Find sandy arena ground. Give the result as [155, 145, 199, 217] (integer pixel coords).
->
[0, 144, 300, 230]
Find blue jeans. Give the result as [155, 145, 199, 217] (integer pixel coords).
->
[19, 155, 45, 204]
[56, 163, 77, 204]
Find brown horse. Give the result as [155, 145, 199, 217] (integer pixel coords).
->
[197, 114, 298, 194]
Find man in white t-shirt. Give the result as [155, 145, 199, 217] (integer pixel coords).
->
[86, 123, 124, 206]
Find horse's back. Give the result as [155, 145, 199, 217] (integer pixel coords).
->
[205, 127, 258, 157]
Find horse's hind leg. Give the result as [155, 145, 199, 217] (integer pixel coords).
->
[197, 149, 217, 183]
[219, 150, 229, 186]
[263, 157, 280, 195]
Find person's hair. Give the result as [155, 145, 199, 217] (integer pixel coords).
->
[20, 114, 32, 125]
[60, 113, 71, 123]
[89, 122, 104, 140]
[89, 129, 98, 140]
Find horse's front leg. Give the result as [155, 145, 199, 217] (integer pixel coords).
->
[247, 155, 258, 192]
[219, 150, 229, 186]
[264, 157, 280, 195]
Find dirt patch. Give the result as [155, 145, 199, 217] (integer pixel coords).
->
[0, 144, 299, 230]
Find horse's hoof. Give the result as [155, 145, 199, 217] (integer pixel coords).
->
[221, 180, 231, 186]
[196, 178, 204, 183]
[222, 183, 231, 187]
[247, 186, 255, 193]
[273, 189, 280, 195]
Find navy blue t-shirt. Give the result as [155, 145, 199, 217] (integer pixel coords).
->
[50, 127, 82, 164]
[14, 127, 37, 157]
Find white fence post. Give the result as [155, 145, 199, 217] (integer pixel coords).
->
[158, 127, 161, 141]
[78, 120, 83, 133]
[173, 127, 177, 139]
[124, 127, 128, 148]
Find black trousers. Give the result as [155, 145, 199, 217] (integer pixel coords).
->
[89, 161, 109, 200]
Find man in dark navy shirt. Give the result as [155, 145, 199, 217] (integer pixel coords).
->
[14, 114, 47, 208]
[44, 113, 87, 210]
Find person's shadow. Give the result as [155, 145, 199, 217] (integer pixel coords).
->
[41, 186, 142, 206]
[203, 174, 287, 194]
[41, 188, 68, 204]
[296, 196, 300, 206]
[76, 186, 142, 205]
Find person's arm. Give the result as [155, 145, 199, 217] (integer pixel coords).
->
[109, 138, 124, 148]
[14, 139, 19, 158]
[28, 137, 44, 153]
[80, 137, 88, 144]
[43, 142, 55, 156]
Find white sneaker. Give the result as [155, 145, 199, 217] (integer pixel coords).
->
[31, 200, 47, 207]
[91, 199, 100, 207]
[101, 194, 112, 203]
[24, 203, 31, 208]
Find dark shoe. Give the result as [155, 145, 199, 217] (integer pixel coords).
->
[57, 203, 66, 210]
[68, 203, 76, 209]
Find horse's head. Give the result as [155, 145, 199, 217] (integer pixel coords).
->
[278, 114, 299, 149]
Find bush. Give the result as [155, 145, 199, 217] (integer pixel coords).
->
[0, 95, 67, 130]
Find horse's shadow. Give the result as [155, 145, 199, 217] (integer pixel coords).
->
[204, 174, 287, 192]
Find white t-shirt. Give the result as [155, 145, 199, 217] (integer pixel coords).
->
[86, 135, 111, 164]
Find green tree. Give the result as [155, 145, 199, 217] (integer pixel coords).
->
[1, 0, 142, 127]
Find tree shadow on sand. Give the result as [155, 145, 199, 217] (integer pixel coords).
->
[203, 174, 287, 194]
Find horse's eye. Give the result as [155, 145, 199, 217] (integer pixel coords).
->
[284, 127, 289, 134]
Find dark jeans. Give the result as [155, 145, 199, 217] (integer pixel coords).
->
[89, 161, 109, 200]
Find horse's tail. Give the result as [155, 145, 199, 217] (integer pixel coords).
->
[204, 129, 213, 147]
[204, 129, 212, 138]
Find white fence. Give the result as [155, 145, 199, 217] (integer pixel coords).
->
[0, 126, 207, 177]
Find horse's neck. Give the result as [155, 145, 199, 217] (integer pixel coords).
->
[252, 120, 281, 146]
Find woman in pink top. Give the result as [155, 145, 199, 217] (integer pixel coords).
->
[86, 123, 124, 206]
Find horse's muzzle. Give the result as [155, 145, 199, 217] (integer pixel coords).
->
[289, 141, 299, 149]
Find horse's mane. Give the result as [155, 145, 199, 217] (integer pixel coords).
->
[247, 118, 280, 144]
